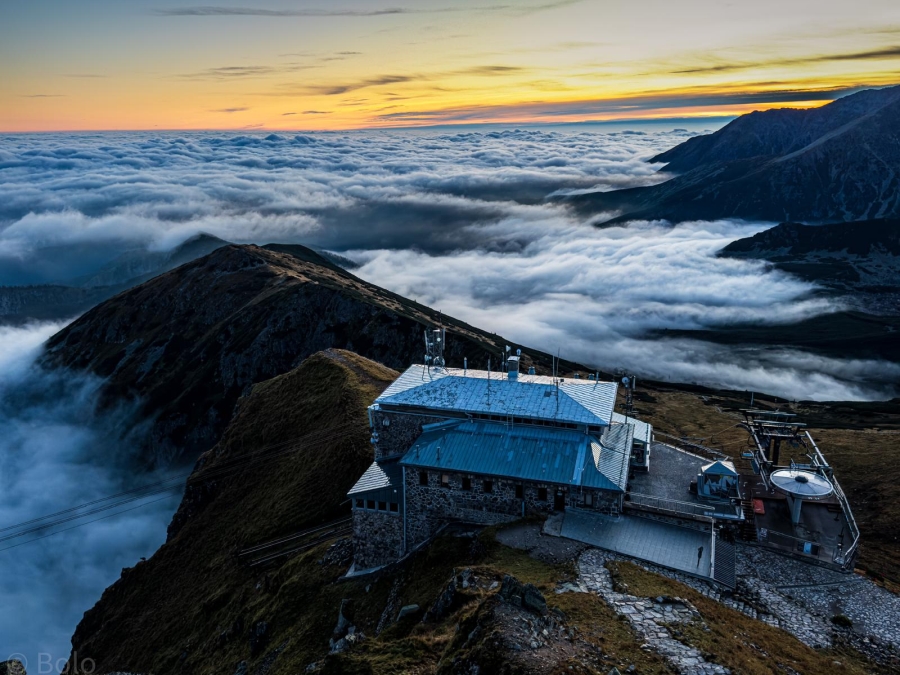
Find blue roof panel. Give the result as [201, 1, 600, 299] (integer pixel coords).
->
[399, 421, 628, 492]
[378, 366, 618, 426]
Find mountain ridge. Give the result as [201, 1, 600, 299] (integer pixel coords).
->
[0, 233, 229, 324]
[41, 243, 568, 467]
[567, 84, 900, 224]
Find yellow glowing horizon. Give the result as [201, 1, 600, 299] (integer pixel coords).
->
[2, 1, 900, 132]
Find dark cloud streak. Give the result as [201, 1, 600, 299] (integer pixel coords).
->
[670, 46, 900, 74]
[151, 1, 580, 18]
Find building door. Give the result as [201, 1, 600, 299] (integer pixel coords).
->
[554, 490, 566, 512]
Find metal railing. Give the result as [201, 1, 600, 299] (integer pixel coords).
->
[626, 492, 721, 520]
[828, 475, 861, 568]
[654, 433, 728, 460]
[756, 527, 838, 564]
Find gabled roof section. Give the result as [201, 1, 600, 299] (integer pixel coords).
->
[701, 460, 738, 476]
[348, 459, 403, 496]
[399, 420, 627, 492]
[377, 365, 618, 426]
[612, 412, 652, 445]
[584, 422, 632, 491]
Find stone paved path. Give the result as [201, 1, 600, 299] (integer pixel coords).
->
[576, 549, 730, 675]
[568, 542, 899, 665]
[738, 547, 900, 652]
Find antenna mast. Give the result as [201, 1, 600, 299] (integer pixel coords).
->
[621, 374, 636, 417]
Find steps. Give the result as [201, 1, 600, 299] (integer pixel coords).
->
[737, 499, 758, 541]
[713, 538, 737, 588]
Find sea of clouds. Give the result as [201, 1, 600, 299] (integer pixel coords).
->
[2, 128, 897, 400]
[1, 126, 899, 667]
[0, 322, 180, 669]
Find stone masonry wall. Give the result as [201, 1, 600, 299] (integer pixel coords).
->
[352, 508, 403, 570]
[404, 468, 619, 548]
[372, 409, 447, 460]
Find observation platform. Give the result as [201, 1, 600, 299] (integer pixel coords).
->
[745, 474, 855, 568]
[627, 443, 744, 521]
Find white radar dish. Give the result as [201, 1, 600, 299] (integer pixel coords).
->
[770, 469, 833, 500]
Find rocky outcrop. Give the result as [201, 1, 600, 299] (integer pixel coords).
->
[0, 660, 26, 675]
[498, 574, 548, 615]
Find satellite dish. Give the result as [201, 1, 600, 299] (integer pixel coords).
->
[622, 376, 630, 386]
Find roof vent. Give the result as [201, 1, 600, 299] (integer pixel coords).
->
[507, 355, 520, 380]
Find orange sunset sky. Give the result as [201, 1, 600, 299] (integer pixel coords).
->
[2, 0, 900, 132]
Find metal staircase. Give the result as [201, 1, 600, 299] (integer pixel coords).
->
[713, 538, 737, 588]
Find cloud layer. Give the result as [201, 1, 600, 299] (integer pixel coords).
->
[0, 323, 180, 668]
[1, 127, 896, 401]
[352, 219, 900, 401]
[0, 128, 678, 281]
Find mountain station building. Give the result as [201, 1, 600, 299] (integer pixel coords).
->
[347, 331, 653, 571]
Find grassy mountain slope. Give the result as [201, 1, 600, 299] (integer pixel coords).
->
[42, 244, 563, 467]
[69, 349, 396, 673]
[720, 219, 900, 295]
[654, 312, 900, 363]
[67, 350, 883, 675]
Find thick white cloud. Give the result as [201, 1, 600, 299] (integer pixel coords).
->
[0, 323, 180, 668]
[0, 128, 679, 281]
[1, 127, 895, 400]
[351, 219, 900, 401]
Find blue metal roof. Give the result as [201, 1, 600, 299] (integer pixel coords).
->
[612, 412, 652, 445]
[348, 458, 403, 496]
[377, 365, 618, 426]
[584, 423, 632, 491]
[399, 420, 629, 492]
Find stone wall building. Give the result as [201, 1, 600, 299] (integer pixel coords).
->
[347, 340, 654, 573]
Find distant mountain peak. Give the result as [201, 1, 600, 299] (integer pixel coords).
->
[568, 83, 900, 225]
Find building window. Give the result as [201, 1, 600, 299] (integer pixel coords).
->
[389, 502, 399, 512]
[367, 499, 376, 509]
[355, 499, 363, 508]
[419, 471, 429, 486]
[583, 493, 593, 507]
[378, 501, 387, 511]
[462, 476, 472, 491]
[483, 480, 493, 494]
[515, 484, 524, 499]
[441, 474, 450, 488]
[538, 487, 548, 501]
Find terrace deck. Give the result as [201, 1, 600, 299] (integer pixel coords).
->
[744, 474, 854, 567]
[627, 443, 743, 520]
